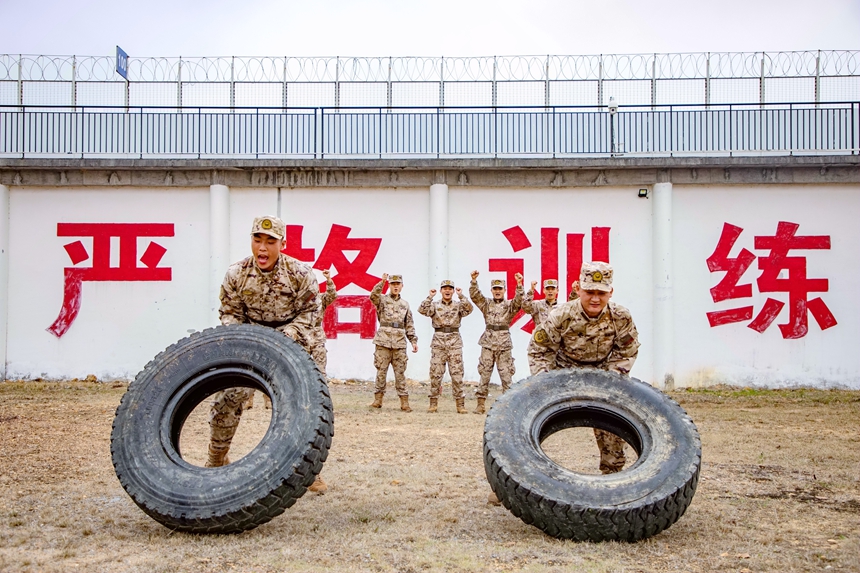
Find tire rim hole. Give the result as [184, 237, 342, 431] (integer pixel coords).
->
[535, 404, 646, 475]
[176, 387, 274, 468]
[539, 427, 640, 475]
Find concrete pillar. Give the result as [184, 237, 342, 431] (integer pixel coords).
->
[428, 183, 449, 287]
[0, 184, 9, 380]
[209, 184, 230, 324]
[652, 181, 674, 390]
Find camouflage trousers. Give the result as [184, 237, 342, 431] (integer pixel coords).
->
[374, 346, 409, 396]
[209, 387, 255, 455]
[428, 345, 465, 399]
[476, 347, 515, 398]
[310, 342, 328, 377]
[594, 428, 626, 474]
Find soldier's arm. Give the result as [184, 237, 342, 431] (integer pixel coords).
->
[469, 281, 488, 313]
[531, 306, 566, 352]
[404, 307, 419, 347]
[521, 288, 536, 314]
[507, 284, 524, 317]
[458, 294, 474, 316]
[280, 271, 321, 342]
[369, 278, 386, 308]
[606, 312, 641, 375]
[418, 293, 436, 317]
[320, 278, 337, 311]
[218, 270, 247, 325]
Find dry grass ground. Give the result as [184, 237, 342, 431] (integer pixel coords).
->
[0, 379, 858, 573]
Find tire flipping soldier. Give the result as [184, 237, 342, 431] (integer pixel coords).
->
[522, 278, 560, 376]
[369, 273, 419, 412]
[531, 261, 640, 474]
[246, 267, 337, 411]
[418, 280, 474, 414]
[208, 215, 328, 493]
[469, 270, 524, 414]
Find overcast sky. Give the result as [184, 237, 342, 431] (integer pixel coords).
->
[0, 0, 858, 57]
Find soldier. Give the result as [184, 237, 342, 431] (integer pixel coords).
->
[208, 215, 328, 494]
[522, 278, 561, 375]
[531, 261, 640, 474]
[418, 280, 473, 414]
[469, 270, 524, 414]
[310, 268, 338, 377]
[369, 273, 419, 412]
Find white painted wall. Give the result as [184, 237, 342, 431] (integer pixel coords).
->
[2, 182, 858, 389]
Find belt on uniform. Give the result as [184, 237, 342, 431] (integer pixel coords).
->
[486, 324, 510, 331]
[380, 321, 406, 329]
[434, 327, 460, 333]
[253, 319, 290, 329]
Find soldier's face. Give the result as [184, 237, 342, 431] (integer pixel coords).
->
[544, 286, 557, 302]
[492, 287, 505, 301]
[577, 286, 613, 317]
[441, 286, 454, 301]
[390, 282, 403, 296]
[251, 233, 284, 271]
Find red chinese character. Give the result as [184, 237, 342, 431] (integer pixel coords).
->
[286, 224, 382, 292]
[323, 295, 376, 339]
[48, 223, 174, 338]
[706, 221, 836, 339]
[284, 224, 385, 337]
[490, 225, 610, 333]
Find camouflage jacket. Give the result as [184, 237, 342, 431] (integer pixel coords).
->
[308, 278, 337, 347]
[532, 299, 640, 374]
[219, 254, 319, 348]
[370, 279, 418, 349]
[469, 281, 523, 351]
[522, 290, 560, 355]
[418, 295, 473, 350]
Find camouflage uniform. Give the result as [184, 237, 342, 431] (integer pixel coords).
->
[208, 216, 319, 467]
[418, 285, 473, 400]
[308, 277, 337, 376]
[470, 279, 523, 397]
[531, 262, 640, 474]
[370, 277, 418, 397]
[522, 281, 560, 376]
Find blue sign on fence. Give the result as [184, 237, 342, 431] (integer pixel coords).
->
[116, 46, 129, 80]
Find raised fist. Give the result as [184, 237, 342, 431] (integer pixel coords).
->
[514, 272, 524, 286]
[530, 280, 538, 291]
[381, 273, 389, 282]
[322, 269, 331, 279]
[471, 270, 479, 280]
[455, 287, 463, 296]
[429, 289, 437, 297]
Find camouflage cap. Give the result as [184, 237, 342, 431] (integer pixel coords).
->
[440, 279, 455, 288]
[251, 216, 285, 240]
[543, 279, 559, 289]
[579, 261, 613, 292]
[490, 279, 506, 289]
[388, 274, 403, 284]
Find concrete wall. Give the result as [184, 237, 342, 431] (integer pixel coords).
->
[1, 159, 858, 389]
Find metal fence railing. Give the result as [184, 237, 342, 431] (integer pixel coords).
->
[0, 103, 857, 159]
[1, 51, 858, 109]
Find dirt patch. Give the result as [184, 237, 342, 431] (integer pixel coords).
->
[0, 380, 858, 572]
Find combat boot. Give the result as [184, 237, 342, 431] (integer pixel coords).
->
[456, 397, 467, 414]
[205, 443, 231, 468]
[400, 395, 413, 413]
[308, 475, 328, 494]
[369, 392, 384, 408]
[473, 397, 486, 414]
[244, 392, 255, 409]
[427, 396, 438, 413]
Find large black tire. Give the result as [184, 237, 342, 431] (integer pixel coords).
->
[110, 324, 333, 534]
[483, 369, 700, 542]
